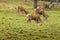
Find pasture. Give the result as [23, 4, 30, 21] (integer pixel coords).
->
[0, 1, 60, 40]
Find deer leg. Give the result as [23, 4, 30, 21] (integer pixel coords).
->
[35, 18, 40, 23]
[17, 8, 20, 13]
[27, 18, 31, 22]
[42, 13, 48, 19]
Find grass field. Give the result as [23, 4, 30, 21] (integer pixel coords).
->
[0, 1, 60, 40]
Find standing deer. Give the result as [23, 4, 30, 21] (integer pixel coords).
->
[26, 13, 42, 23]
[35, 6, 48, 19]
[17, 6, 28, 14]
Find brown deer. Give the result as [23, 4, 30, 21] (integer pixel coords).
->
[26, 13, 42, 23]
[17, 6, 28, 14]
[35, 6, 48, 19]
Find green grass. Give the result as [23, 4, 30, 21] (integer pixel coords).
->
[0, 1, 60, 40]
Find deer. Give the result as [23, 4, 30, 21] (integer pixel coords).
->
[17, 6, 28, 14]
[35, 6, 48, 19]
[26, 13, 42, 23]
